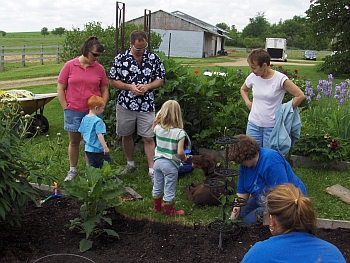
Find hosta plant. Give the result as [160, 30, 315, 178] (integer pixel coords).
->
[63, 162, 124, 252]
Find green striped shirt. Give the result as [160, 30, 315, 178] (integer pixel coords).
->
[154, 125, 186, 169]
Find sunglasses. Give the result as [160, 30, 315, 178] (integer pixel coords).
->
[132, 42, 148, 51]
[90, 51, 102, 57]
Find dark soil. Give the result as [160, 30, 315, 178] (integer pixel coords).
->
[0, 198, 349, 263]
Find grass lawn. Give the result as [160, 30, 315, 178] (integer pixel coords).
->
[5, 84, 350, 225]
[1, 40, 350, 224]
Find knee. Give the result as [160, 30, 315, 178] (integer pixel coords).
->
[143, 137, 155, 145]
[69, 140, 81, 147]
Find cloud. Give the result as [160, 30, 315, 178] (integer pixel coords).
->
[0, 0, 310, 32]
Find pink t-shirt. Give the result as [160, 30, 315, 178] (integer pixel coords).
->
[246, 70, 288, 127]
[57, 57, 108, 112]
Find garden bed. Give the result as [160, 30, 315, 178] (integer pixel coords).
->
[0, 198, 349, 263]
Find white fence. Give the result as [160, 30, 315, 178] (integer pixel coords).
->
[0, 45, 62, 71]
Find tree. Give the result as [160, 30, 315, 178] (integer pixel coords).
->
[52, 27, 66, 37]
[241, 12, 271, 41]
[216, 23, 242, 47]
[216, 22, 230, 31]
[0, 30, 6, 37]
[41, 27, 49, 37]
[306, 0, 350, 75]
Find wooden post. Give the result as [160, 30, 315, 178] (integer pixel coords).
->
[0, 46, 4, 71]
[40, 45, 44, 65]
[22, 45, 25, 67]
[56, 45, 59, 63]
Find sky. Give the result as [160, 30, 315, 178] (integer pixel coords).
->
[0, 0, 311, 33]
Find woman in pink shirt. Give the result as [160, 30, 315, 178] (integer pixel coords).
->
[57, 37, 109, 181]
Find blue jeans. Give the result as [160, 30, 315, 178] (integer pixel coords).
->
[152, 158, 178, 203]
[239, 197, 266, 225]
[246, 121, 273, 148]
[85, 152, 111, 169]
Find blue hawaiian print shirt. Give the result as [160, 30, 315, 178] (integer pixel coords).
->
[109, 49, 166, 112]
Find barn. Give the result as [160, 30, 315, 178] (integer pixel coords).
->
[128, 10, 230, 58]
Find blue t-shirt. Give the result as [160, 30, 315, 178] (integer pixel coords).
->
[241, 232, 346, 263]
[237, 148, 306, 203]
[78, 115, 106, 153]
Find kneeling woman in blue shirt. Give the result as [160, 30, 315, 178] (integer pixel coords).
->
[229, 134, 306, 225]
[241, 184, 346, 263]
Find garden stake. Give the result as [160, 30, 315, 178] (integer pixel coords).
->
[205, 136, 244, 254]
[40, 182, 61, 204]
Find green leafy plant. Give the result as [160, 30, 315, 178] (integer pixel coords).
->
[156, 62, 249, 150]
[0, 101, 57, 226]
[292, 75, 350, 162]
[63, 162, 124, 252]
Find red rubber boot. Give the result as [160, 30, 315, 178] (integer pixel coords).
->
[164, 203, 184, 217]
[153, 198, 162, 213]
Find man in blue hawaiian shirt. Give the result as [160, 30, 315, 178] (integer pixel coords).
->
[109, 30, 166, 180]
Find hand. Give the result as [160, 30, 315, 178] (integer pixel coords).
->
[131, 84, 144, 96]
[104, 147, 110, 155]
[229, 207, 241, 220]
[135, 83, 148, 95]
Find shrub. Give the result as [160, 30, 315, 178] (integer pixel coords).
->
[292, 75, 350, 163]
[0, 101, 57, 226]
[156, 60, 249, 151]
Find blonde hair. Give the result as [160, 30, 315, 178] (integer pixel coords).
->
[87, 95, 105, 110]
[157, 100, 183, 131]
[266, 184, 317, 235]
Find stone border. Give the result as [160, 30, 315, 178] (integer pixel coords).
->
[262, 214, 350, 229]
[290, 155, 350, 170]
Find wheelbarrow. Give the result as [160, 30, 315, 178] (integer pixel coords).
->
[1, 91, 58, 136]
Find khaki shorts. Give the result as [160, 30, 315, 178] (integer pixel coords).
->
[116, 104, 155, 138]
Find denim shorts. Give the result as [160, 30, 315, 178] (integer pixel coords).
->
[64, 109, 88, 132]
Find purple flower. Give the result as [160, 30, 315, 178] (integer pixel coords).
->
[328, 74, 334, 82]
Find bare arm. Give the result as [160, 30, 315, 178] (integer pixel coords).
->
[230, 193, 250, 219]
[100, 85, 109, 104]
[57, 82, 67, 109]
[177, 138, 186, 162]
[109, 79, 164, 96]
[97, 134, 109, 155]
[240, 82, 252, 110]
[283, 79, 306, 108]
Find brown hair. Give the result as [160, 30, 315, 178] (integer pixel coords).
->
[228, 134, 260, 164]
[157, 100, 183, 131]
[87, 95, 105, 110]
[247, 48, 271, 67]
[81, 36, 105, 57]
[267, 184, 317, 235]
[130, 30, 147, 44]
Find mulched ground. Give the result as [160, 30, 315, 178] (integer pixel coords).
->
[0, 198, 349, 263]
